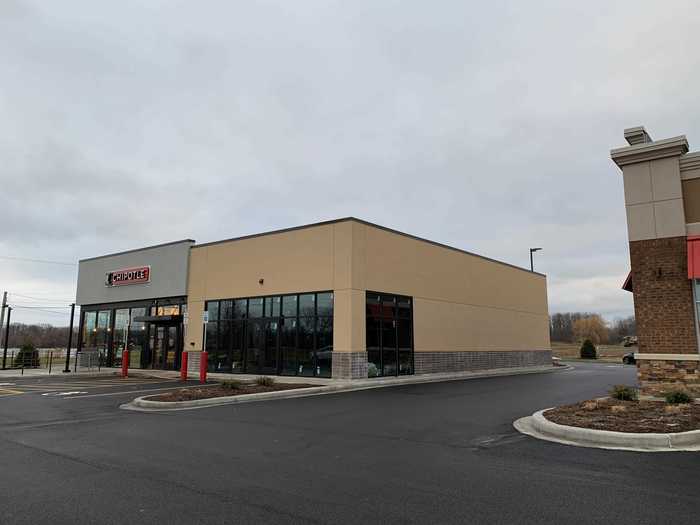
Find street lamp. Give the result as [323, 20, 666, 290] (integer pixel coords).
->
[529, 248, 542, 272]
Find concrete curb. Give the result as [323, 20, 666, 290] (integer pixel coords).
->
[121, 364, 568, 412]
[514, 409, 700, 452]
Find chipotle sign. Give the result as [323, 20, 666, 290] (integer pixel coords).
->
[105, 266, 151, 287]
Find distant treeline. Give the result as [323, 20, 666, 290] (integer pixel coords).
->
[2, 316, 635, 349]
[1, 323, 78, 349]
[550, 312, 635, 345]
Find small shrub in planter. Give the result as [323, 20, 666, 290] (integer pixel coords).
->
[255, 376, 275, 387]
[610, 384, 638, 401]
[221, 379, 242, 390]
[367, 363, 378, 378]
[13, 342, 40, 368]
[579, 339, 597, 360]
[665, 390, 693, 404]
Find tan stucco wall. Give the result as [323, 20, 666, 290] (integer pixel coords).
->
[682, 178, 700, 224]
[186, 222, 354, 351]
[186, 219, 550, 355]
[350, 222, 550, 353]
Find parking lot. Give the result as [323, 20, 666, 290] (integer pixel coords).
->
[0, 375, 202, 399]
[1, 363, 699, 524]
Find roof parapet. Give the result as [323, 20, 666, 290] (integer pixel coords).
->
[611, 131, 689, 168]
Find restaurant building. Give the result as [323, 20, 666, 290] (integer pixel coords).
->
[612, 127, 700, 396]
[75, 218, 551, 379]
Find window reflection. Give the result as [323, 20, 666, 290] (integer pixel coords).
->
[204, 292, 333, 377]
[366, 292, 413, 377]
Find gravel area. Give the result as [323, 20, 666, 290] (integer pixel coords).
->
[544, 398, 700, 433]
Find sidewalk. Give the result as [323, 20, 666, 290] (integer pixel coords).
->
[137, 364, 560, 388]
[1, 364, 560, 387]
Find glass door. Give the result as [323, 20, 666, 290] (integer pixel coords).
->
[151, 326, 165, 369]
[164, 325, 179, 370]
[245, 320, 264, 373]
[262, 320, 279, 374]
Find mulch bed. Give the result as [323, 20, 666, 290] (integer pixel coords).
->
[148, 383, 316, 402]
[544, 398, 700, 433]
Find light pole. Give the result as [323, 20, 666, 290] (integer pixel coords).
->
[63, 303, 75, 373]
[529, 247, 542, 272]
[2, 306, 11, 370]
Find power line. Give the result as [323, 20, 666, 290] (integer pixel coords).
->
[9, 292, 75, 302]
[10, 305, 71, 309]
[10, 303, 73, 308]
[9, 306, 71, 316]
[0, 255, 76, 266]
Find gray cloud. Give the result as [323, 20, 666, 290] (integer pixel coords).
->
[3, 0, 700, 324]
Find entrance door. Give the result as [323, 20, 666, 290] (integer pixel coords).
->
[244, 320, 279, 374]
[149, 324, 181, 370]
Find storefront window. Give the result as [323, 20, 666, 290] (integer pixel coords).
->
[219, 300, 233, 321]
[112, 309, 129, 367]
[96, 310, 111, 352]
[205, 291, 333, 377]
[83, 311, 97, 349]
[299, 294, 315, 317]
[265, 296, 281, 317]
[317, 293, 333, 316]
[157, 305, 180, 316]
[366, 292, 413, 377]
[233, 299, 246, 319]
[248, 298, 263, 318]
[206, 301, 219, 321]
[282, 295, 297, 317]
[129, 308, 147, 369]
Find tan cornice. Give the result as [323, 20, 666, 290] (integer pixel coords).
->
[610, 135, 689, 167]
[680, 151, 700, 173]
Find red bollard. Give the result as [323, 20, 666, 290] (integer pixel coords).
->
[121, 350, 129, 378]
[180, 351, 188, 381]
[199, 351, 207, 383]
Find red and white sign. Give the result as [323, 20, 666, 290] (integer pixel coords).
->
[105, 266, 151, 287]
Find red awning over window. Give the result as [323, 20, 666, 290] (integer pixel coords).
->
[688, 236, 700, 279]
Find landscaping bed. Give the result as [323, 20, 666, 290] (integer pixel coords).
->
[544, 398, 700, 433]
[147, 381, 316, 402]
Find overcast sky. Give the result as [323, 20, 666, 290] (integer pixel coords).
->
[2, 1, 700, 325]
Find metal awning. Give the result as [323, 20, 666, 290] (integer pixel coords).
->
[133, 314, 183, 324]
[622, 271, 633, 292]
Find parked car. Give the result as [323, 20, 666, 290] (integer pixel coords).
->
[622, 352, 636, 365]
[622, 336, 638, 347]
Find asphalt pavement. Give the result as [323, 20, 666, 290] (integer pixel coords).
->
[1, 362, 698, 524]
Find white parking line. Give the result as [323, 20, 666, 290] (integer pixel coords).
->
[64, 384, 211, 399]
[41, 391, 89, 397]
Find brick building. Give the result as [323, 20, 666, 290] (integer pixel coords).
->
[612, 127, 700, 396]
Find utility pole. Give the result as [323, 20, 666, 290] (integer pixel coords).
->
[63, 303, 75, 373]
[0, 291, 7, 349]
[2, 306, 11, 370]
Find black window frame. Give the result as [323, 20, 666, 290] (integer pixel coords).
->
[366, 291, 414, 378]
[204, 291, 334, 377]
